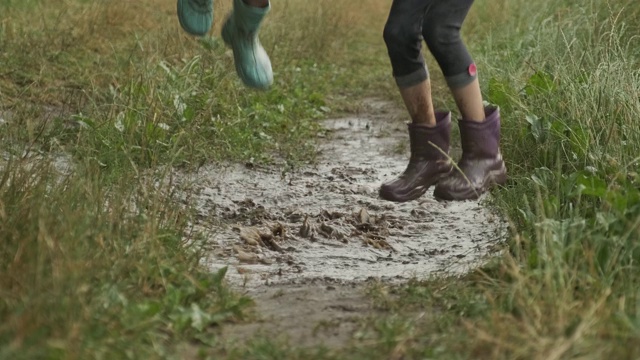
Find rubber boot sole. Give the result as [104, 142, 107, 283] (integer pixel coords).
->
[433, 165, 507, 201]
[379, 171, 451, 203]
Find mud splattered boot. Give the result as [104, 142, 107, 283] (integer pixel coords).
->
[222, 0, 273, 89]
[434, 106, 507, 201]
[379, 112, 453, 202]
[177, 0, 214, 36]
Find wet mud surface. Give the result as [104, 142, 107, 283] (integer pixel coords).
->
[175, 99, 506, 349]
[177, 99, 505, 289]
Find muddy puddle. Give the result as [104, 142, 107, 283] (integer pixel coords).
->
[177, 99, 506, 288]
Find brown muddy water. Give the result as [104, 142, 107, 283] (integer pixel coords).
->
[176, 99, 506, 289]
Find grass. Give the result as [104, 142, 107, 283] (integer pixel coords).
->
[0, 0, 389, 358]
[340, 0, 640, 359]
[3, 0, 640, 358]
[0, 157, 252, 359]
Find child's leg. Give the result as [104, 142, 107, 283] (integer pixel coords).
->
[422, 0, 507, 200]
[379, 0, 455, 203]
[383, 0, 437, 127]
[398, 81, 437, 127]
[451, 79, 485, 122]
[422, 0, 485, 121]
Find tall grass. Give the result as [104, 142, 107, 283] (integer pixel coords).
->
[0, 0, 388, 358]
[345, 0, 640, 359]
[0, 159, 250, 359]
[470, 0, 640, 357]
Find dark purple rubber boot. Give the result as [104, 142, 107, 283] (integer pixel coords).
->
[380, 112, 453, 202]
[434, 106, 507, 201]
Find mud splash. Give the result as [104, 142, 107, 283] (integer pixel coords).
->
[178, 99, 505, 287]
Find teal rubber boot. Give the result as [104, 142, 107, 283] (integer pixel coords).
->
[222, 0, 273, 89]
[177, 0, 213, 36]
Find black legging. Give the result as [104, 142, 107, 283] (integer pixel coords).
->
[383, 0, 476, 89]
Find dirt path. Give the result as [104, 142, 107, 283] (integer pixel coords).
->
[221, 283, 372, 349]
[176, 99, 505, 348]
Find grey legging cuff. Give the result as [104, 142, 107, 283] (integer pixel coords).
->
[384, 0, 477, 89]
[395, 66, 429, 88]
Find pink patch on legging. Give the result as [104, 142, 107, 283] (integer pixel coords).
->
[468, 63, 477, 76]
